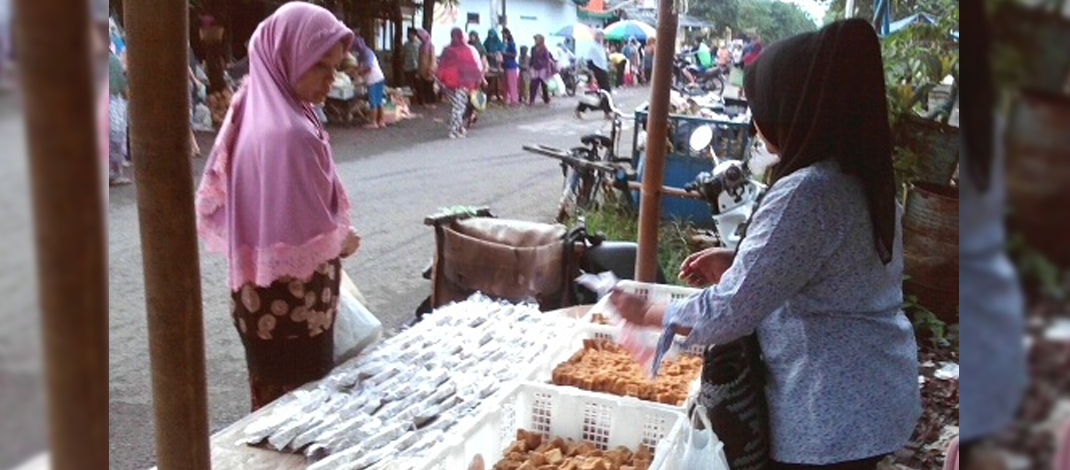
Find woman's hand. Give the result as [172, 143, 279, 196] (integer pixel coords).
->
[608, 290, 666, 328]
[340, 226, 361, 258]
[679, 247, 735, 287]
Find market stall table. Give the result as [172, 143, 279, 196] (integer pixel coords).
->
[324, 81, 369, 126]
[167, 297, 581, 470]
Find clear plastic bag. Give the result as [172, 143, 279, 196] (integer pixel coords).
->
[334, 271, 382, 364]
[576, 271, 666, 379]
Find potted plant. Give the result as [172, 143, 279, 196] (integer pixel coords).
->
[881, 0, 960, 192]
[880, 0, 961, 324]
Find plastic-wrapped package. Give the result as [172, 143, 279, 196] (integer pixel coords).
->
[307, 413, 377, 455]
[375, 387, 431, 419]
[401, 429, 445, 457]
[291, 413, 341, 450]
[241, 389, 328, 444]
[267, 412, 318, 451]
[364, 364, 402, 387]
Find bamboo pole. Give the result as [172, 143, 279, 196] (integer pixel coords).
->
[635, 0, 678, 282]
[14, 0, 108, 468]
[125, 0, 212, 467]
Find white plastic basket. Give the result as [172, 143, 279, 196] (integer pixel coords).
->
[585, 278, 700, 316]
[543, 322, 704, 410]
[413, 382, 687, 470]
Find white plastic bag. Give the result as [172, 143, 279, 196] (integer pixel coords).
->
[676, 404, 730, 470]
[334, 270, 382, 364]
[192, 104, 213, 131]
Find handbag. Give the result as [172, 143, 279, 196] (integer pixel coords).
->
[469, 89, 488, 112]
[694, 335, 770, 470]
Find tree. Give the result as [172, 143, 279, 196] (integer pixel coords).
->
[737, 0, 818, 43]
[820, 0, 927, 25]
[687, 0, 741, 35]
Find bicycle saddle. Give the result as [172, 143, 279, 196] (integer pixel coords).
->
[581, 134, 613, 148]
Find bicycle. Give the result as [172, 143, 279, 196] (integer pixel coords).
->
[523, 90, 637, 222]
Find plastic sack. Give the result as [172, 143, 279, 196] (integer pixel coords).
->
[547, 74, 564, 95]
[676, 404, 730, 470]
[334, 270, 382, 364]
[192, 104, 213, 132]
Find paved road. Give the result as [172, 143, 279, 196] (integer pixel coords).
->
[0, 91, 48, 470]
[103, 87, 647, 470]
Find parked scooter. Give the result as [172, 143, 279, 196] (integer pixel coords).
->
[560, 65, 579, 97]
[683, 125, 770, 249]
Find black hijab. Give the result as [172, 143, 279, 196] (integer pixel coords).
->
[743, 19, 896, 265]
[960, 0, 993, 191]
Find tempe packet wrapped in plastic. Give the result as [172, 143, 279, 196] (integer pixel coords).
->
[575, 272, 671, 379]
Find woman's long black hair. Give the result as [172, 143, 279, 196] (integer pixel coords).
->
[744, 19, 897, 264]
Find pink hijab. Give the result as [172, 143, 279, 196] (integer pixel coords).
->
[436, 28, 483, 90]
[1057, 419, 1070, 470]
[195, 2, 354, 290]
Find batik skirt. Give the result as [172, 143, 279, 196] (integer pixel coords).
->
[231, 258, 341, 411]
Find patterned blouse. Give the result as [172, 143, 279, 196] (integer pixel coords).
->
[660, 160, 921, 463]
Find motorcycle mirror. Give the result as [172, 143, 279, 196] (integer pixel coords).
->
[689, 125, 714, 153]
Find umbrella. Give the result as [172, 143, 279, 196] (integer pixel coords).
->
[603, 20, 656, 41]
[553, 23, 598, 42]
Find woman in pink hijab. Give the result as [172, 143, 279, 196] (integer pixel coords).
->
[437, 27, 484, 139]
[195, 2, 359, 411]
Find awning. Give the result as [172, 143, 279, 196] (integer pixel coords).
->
[617, 7, 712, 29]
[578, 8, 618, 20]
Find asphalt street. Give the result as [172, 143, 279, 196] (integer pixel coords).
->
[98, 86, 647, 470]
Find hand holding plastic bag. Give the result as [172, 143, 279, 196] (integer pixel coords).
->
[676, 404, 730, 470]
[576, 272, 667, 379]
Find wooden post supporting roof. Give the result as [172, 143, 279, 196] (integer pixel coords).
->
[125, 0, 212, 467]
[14, 0, 108, 467]
[635, 0, 678, 282]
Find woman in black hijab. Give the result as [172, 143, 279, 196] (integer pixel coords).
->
[611, 19, 919, 468]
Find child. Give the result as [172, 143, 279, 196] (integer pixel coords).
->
[519, 45, 531, 105]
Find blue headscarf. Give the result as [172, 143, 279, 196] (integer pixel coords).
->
[483, 29, 503, 54]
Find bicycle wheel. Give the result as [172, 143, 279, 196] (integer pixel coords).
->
[557, 148, 590, 221]
[710, 76, 726, 96]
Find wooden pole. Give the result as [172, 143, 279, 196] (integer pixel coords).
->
[14, 0, 108, 468]
[125, 0, 212, 467]
[635, 0, 678, 282]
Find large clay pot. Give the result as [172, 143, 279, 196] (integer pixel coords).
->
[1005, 89, 1070, 267]
[903, 182, 959, 324]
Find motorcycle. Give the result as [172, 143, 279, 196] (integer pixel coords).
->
[683, 125, 771, 249]
[672, 53, 727, 97]
[560, 65, 578, 97]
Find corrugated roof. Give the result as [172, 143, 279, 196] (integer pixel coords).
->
[618, 7, 711, 28]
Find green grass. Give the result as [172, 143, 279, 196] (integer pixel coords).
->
[573, 204, 696, 286]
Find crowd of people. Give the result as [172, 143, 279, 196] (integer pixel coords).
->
[96, 11, 763, 182]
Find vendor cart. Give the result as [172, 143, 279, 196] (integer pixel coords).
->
[323, 74, 369, 126]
